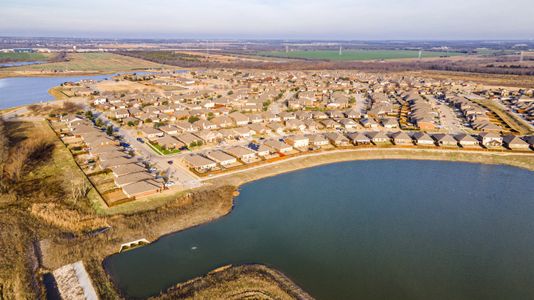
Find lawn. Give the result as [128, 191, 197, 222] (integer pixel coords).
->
[147, 141, 181, 155]
[257, 49, 463, 61]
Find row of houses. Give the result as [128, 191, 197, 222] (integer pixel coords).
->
[181, 130, 533, 173]
[60, 115, 164, 199]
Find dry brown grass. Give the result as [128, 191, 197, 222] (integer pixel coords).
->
[153, 264, 312, 300]
[30, 203, 108, 233]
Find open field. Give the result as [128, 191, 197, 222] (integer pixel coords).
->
[257, 50, 463, 61]
[0, 52, 51, 63]
[411, 70, 534, 88]
[0, 52, 168, 78]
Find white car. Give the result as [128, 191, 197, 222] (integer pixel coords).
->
[165, 181, 176, 187]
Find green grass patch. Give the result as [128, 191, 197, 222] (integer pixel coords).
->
[257, 50, 464, 61]
[0, 52, 48, 62]
[147, 141, 181, 155]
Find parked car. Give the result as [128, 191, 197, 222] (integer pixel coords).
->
[165, 181, 176, 187]
[137, 138, 144, 143]
[167, 160, 173, 165]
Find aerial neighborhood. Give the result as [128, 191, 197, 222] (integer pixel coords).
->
[49, 69, 534, 206]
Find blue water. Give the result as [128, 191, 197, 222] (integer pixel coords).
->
[104, 160, 534, 299]
[0, 61, 45, 68]
[0, 70, 188, 109]
[0, 74, 113, 109]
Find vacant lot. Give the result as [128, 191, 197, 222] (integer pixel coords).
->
[257, 50, 463, 61]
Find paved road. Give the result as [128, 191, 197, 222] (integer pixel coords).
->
[435, 99, 468, 133]
[92, 110, 202, 190]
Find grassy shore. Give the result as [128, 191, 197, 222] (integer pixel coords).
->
[206, 147, 534, 187]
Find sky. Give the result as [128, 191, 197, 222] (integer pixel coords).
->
[1, 0, 533, 40]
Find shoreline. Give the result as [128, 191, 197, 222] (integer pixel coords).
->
[205, 147, 534, 188]
[41, 150, 534, 299]
[107, 151, 533, 299]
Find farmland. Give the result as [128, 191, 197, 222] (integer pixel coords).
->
[0, 52, 168, 78]
[0, 52, 51, 63]
[257, 49, 464, 61]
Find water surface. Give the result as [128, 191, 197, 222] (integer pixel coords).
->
[105, 160, 534, 299]
[0, 61, 46, 68]
[0, 74, 113, 109]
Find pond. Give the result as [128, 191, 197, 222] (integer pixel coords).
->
[104, 160, 534, 299]
[0, 74, 113, 109]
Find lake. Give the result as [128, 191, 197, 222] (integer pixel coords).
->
[106, 160, 534, 299]
[0, 70, 189, 110]
[0, 74, 113, 109]
[0, 61, 46, 68]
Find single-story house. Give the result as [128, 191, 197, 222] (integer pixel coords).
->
[455, 134, 480, 148]
[433, 134, 458, 147]
[182, 154, 217, 172]
[122, 179, 163, 198]
[346, 132, 371, 145]
[224, 146, 257, 162]
[391, 131, 414, 145]
[324, 132, 350, 146]
[264, 139, 293, 153]
[502, 135, 530, 150]
[206, 150, 237, 166]
[285, 135, 310, 148]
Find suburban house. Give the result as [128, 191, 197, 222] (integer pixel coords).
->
[368, 131, 391, 144]
[412, 132, 436, 146]
[229, 112, 250, 126]
[224, 146, 257, 162]
[177, 132, 203, 147]
[140, 127, 164, 140]
[346, 132, 371, 145]
[122, 179, 163, 198]
[182, 154, 217, 172]
[154, 135, 185, 150]
[324, 132, 350, 146]
[434, 134, 458, 147]
[264, 139, 293, 153]
[480, 132, 503, 147]
[114, 172, 154, 188]
[391, 131, 413, 145]
[360, 118, 379, 129]
[307, 134, 330, 147]
[285, 135, 310, 148]
[249, 143, 272, 157]
[206, 150, 237, 167]
[455, 134, 480, 148]
[502, 135, 530, 150]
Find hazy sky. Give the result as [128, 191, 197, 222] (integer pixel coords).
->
[1, 0, 533, 39]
